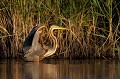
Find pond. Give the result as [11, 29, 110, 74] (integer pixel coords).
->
[0, 59, 120, 79]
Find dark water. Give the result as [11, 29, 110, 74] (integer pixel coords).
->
[0, 59, 120, 79]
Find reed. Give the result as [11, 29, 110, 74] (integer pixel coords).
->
[0, 0, 119, 59]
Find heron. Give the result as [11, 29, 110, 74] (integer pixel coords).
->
[23, 25, 67, 61]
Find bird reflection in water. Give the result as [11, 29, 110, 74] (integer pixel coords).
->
[23, 25, 68, 61]
[24, 61, 58, 79]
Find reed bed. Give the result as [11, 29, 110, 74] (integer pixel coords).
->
[0, 0, 120, 59]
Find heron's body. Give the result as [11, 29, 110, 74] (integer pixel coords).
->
[23, 25, 67, 61]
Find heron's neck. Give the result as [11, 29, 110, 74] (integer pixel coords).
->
[50, 29, 57, 49]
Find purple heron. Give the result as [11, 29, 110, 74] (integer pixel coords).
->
[23, 25, 67, 61]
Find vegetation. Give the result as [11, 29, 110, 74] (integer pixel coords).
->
[0, 0, 120, 59]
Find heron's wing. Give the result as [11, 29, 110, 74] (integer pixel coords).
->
[23, 46, 31, 53]
[23, 26, 38, 52]
[24, 27, 50, 60]
[32, 30, 42, 47]
[30, 30, 48, 56]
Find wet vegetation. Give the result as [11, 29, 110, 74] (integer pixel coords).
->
[0, 0, 120, 59]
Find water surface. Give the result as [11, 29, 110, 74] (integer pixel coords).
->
[0, 59, 120, 79]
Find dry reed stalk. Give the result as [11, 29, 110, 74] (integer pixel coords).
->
[0, 0, 119, 59]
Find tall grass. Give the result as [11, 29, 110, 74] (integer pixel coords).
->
[0, 0, 120, 59]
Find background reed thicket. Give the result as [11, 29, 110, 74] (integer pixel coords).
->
[0, 0, 120, 59]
